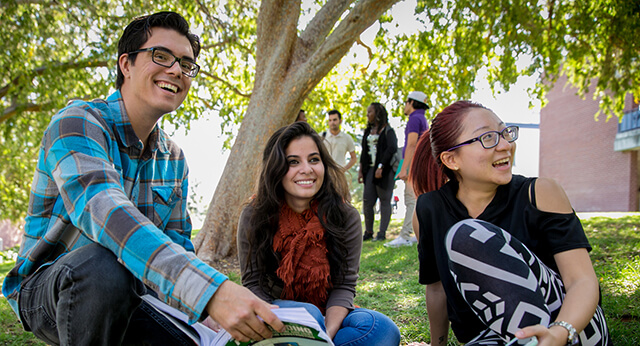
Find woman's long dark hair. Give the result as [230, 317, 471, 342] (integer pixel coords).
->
[365, 102, 389, 130]
[245, 121, 352, 290]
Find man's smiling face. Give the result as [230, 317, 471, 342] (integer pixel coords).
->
[120, 27, 195, 118]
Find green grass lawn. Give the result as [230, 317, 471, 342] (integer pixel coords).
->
[1, 216, 639, 345]
[0, 260, 44, 345]
[584, 216, 640, 345]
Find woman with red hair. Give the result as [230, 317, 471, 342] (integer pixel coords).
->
[410, 101, 610, 345]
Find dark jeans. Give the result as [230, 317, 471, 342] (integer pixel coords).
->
[363, 168, 394, 239]
[18, 243, 197, 346]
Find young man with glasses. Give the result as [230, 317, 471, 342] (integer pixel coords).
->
[3, 12, 283, 345]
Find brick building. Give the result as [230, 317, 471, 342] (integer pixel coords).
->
[539, 76, 639, 212]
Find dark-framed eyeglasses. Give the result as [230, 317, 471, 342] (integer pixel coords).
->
[446, 125, 519, 151]
[127, 47, 200, 78]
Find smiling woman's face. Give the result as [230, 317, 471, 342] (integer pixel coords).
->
[282, 136, 325, 212]
[443, 108, 516, 188]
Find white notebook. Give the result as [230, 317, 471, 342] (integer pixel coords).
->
[141, 294, 334, 346]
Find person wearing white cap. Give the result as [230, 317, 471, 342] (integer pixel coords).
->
[385, 91, 429, 248]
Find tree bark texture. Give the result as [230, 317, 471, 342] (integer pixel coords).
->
[194, 0, 399, 263]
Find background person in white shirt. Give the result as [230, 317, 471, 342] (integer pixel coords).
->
[323, 109, 357, 172]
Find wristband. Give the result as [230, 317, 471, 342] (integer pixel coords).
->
[377, 163, 383, 169]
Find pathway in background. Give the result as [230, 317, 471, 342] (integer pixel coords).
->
[577, 212, 640, 220]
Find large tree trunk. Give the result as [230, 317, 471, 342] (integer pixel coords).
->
[194, 0, 399, 263]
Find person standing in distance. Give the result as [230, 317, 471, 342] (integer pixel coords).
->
[385, 91, 429, 248]
[296, 109, 307, 122]
[323, 109, 357, 172]
[359, 103, 398, 242]
[2, 12, 284, 345]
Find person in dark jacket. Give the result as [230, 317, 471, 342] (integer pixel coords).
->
[358, 102, 398, 241]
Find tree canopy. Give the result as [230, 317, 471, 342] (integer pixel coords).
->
[1, 0, 260, 221]
[1, 0, 638, 234]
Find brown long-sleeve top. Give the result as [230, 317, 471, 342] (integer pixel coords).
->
[237, 204, 363, 312]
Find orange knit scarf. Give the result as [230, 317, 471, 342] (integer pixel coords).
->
[273, 203, 332, 312]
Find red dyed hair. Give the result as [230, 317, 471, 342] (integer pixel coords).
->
[409, 100, 490, 195]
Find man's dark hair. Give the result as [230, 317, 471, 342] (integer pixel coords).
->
[327, 109, 342, 120]
[409, 99, 429, 110]
[116, 11, 201, 89]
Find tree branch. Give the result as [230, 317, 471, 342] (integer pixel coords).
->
[0, 60, 109, 100]
[1, 103, 43, 124]
[3, 0, 57, 5]
[195, 0, 226, 32]
[255, 0, 301, 86]
[200, 70, 252, 98]
[296, 0, 354, 60]
[301, 0, 399, 87]
[356, 36, 373, 72]
[201, 36, 253, 55]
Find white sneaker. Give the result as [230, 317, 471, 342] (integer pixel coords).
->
[384, 236, 415, 248]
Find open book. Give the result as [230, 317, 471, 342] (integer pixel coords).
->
[142, 294, 334, 345]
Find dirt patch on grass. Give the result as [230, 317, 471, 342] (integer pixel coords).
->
[209, 256, 241, 277]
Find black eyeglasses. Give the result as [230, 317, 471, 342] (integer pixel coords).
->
[127, 47, 200, 78]
[447, 126, 519, 151]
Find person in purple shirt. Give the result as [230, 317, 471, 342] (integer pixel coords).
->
[385, 91, 429, 248]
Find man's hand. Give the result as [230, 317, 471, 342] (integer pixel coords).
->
[206, 280, 285, 342]
[358, 169, 364, 183]
[374, 167, 383, 179]
[202, 316, 222, 332]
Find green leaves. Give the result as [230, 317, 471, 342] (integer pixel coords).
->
[0, 0, 259, 222]
[1, 0, 638, 223]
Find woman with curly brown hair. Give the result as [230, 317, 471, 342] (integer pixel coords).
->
[238, 121, 400, 346]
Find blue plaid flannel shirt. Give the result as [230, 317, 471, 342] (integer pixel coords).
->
[2, 91, 227, 324]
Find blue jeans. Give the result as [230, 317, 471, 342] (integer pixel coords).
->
[273, 300, 401, 346]
[17, 243, 196, 346]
